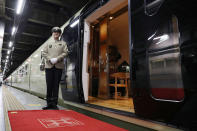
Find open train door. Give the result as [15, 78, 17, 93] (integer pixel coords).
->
[128, 0, 185, 118]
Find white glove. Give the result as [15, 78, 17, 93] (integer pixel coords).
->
[50, 58, 58, 64]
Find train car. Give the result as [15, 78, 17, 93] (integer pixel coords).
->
[6, 0, 197, 130]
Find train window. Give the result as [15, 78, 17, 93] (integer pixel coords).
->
[131, 0, 184, 102]
[24, 64, 28, 75]
[149, 54, 184, 101]
[165, 58, 177, 67]
[25, 64, 28, 70]
[148, 14, 184, 101]
[151, 60, 164, 69]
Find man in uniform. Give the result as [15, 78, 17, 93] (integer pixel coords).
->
[42, 27, 68, 110]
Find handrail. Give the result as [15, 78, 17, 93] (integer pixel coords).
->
[144, 0, 165, 16]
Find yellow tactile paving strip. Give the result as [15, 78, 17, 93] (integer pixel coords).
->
[2, 86, 26, 131]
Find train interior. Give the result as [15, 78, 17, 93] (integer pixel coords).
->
[82, 0, 134, 112]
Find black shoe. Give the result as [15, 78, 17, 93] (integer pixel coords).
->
[51, 105, 59, 110]
[42, 105, 52, 110]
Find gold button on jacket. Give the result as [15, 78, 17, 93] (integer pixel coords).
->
[42, 40, 68, 69]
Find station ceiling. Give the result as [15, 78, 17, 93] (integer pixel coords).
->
[0, 0, 90, 78]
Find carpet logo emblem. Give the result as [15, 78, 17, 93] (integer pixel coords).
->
[38, 117, 84, 128]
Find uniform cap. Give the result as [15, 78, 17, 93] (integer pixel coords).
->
[51, 27, 62, 34]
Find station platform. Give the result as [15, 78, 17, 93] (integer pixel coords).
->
[0, 85, 182, 131]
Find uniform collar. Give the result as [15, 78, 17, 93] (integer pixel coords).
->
[53, 39, 60, 43]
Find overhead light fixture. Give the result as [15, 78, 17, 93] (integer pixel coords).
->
[16, 0, 25, 15]
[6, 56, 9, 59]
[109, 16, 113, 20]
[12, 27, 16, 35]
[9, 41, 13, 47]
[7, 50, 11, 54]
[70, 19, 79, 28]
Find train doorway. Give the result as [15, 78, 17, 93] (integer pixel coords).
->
[82, 0, 134, 113]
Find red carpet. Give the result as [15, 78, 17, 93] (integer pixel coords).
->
[8, 110, 127, 131]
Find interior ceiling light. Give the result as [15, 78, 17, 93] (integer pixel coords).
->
[12, 27, 16, 35]
[7, 50, 11, 54]
[16, 0, 24, 15]
[9, 42, 13, 47]
[109, 16, 113, 20]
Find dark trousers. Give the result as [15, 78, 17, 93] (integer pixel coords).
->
[45, 67, 62, 106]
